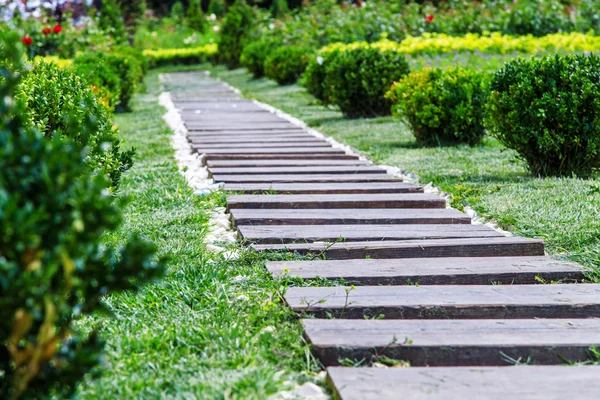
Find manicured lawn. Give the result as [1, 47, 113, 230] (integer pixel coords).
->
[204, 64, 600, 281]
[75, 71, 320, 399]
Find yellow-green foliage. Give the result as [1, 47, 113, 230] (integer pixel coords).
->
[320, 32, 600, 56]
[143, 44, 218, 67]
[34, 56, 74, 69]
[387, 68, 489, 146]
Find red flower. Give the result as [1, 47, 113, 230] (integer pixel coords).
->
[21, 36, 33, 46]
[425, 15, 434, 23]
[52, 25, 62, 34]
[42, 27, 51, 35]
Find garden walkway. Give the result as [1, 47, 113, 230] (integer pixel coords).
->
[166, 71, 600, 399]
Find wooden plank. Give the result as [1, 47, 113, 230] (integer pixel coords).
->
[212, 166, 387, 175]
[252, 237, 545, 259]
[307, 319, 600, 366]
[240, 224, 502, 244]
[209, 159, 367, 167]
[186, 125, 299, 132]
[224, 182, 422, 194]
[196, 142, 333, 149]
[285, 283, 600, 319]
[230, 208, 470, 225]
[267, 256, 584, 285]
[213, 173, 399, 183]
[227, 194, 445, 209]
[187, 129, 308, 135]
[326, 366, 600, 400]
[196, 147, 346, 155]
[189, 137, 323, 144]
[206, 154, 360, 160]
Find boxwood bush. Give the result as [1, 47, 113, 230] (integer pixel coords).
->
[18, 61, 135, 190]
[387, 68, 489, 146]
[73, 52, 142, 112]
[264, 45, 313, 85]
[486, 54, 600, 176]
[323, 46, 410, 118]
[0, 32, 164, 400]
[240, 39, 279, 78]
[218, 0, 256, 69]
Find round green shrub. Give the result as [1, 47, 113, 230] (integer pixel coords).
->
[264, 45, 312, 85]
[386, 68, 489, 146]
[486, 54, 600, 176]
[302, 51, 336, 103]
[324, 46, 410, 118]
[73, 52, 121, 109]
[18, 61, 134, 190]
[73, 52, 140, 112]
[218, 0, 256, 69]
[240, 39, 278, 78]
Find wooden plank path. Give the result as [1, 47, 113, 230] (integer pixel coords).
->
[166, 72, 600, 399]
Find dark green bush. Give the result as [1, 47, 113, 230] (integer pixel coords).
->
[302, 51, 336, 103]
[264, 45, 312, 85]
[73, 52, 121, 109]
[208, 0, 227, 17]
[486, 54, 600, 176]
[96, 0, 128, 44]
[387, 68, 489, 146]
[186, 0, 206, 32]
[0, 31, 164, 400]
[18, 61, 134, 190]
[218, 0, 256, 68]
[73, 52, 141, 112]
[240, 39, 278, 78]
[324, 46, 410, 118]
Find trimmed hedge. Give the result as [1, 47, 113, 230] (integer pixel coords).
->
[317, 45, 410, 118]
[387, 68, 489, 146]
[486, 54, 600, 176]
[264, 45, 312, 85]
[218, 0, 256, 68]
[240, 40, 278, 78]
[18, 61, 135, 190]
[0, 30, 164, 400]
[143, 44, 218, 67]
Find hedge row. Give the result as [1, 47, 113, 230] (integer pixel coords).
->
[1, 32, 164, 399]
[143, 44, 218, 67]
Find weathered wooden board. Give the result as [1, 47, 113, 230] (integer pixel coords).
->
[224, 182, 423, 194]
[195, 142, 333, 149]
[205, 154, 360, 160]
[306, 319, 600, 366]
[284, 283, 600, 319]
[227, 194, 445, 209]
[213, 173, 399, 183]
[252, 237, 545, 259]
[267, 256, 584, 285]
[187, 129, 308, 135]
[189, 137, 323, 144]
[212, 166, 387, 175]
[240, 224, 502, 244]
[208, 159, 368, 167]
[186, 125, 300, 132]
[230, 208, 470, 225]
[326, 366, 600, 400]
[196, 147, 346, 155]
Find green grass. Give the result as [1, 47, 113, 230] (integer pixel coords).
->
[201, 64, 600, 280]
[75, 71, 321, 399]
